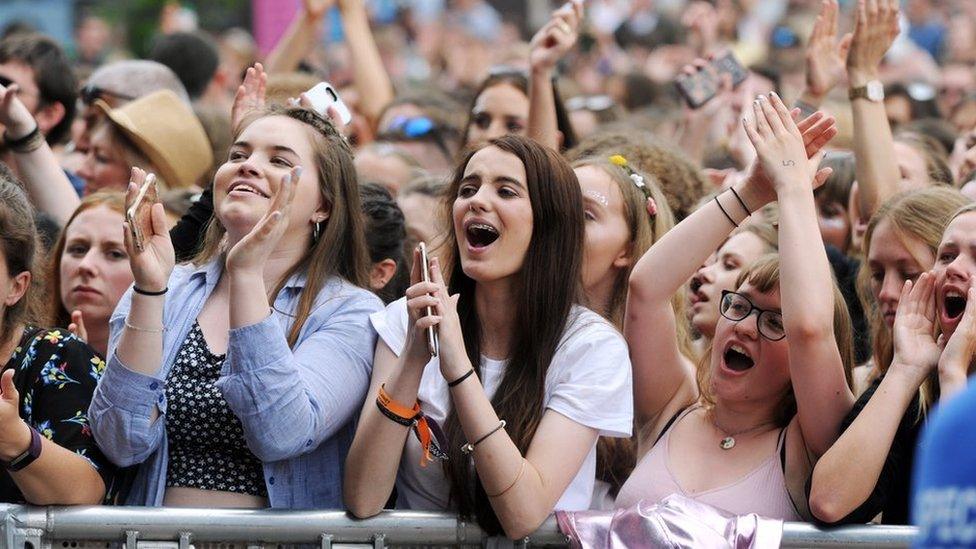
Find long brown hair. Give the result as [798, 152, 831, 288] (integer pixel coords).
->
[46, 192, 126, 329]
[0, 169, 42, 336]
[440, 135, 584, 534]
[193, 105, 371, 346]
[696, 255, 855, 427]
[858, 188, 970, 413]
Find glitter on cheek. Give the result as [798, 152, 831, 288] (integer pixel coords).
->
[584, 190, 609, 207]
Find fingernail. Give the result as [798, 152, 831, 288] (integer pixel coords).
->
[282, 174, 292, 184]
[294, 166, 303, 179]
[770, 91, 778, 99]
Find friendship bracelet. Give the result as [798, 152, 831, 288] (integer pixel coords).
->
[729, 187, 752, 215]
[377, 385, 448, 466]
[133, 286, 168, 297]
[124, 319, 166, 333]
[448, 368, 475, 388]
[487, 458, 526, 498]
[714, 196, 738, 228]
[3, 124, 42, 153]
[461, 420, 506, 455]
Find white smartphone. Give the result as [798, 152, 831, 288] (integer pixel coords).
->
[304, 82, 353, 126]
[419, 242, 439, 357]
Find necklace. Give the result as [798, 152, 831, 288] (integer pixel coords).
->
[709, 412, 777, 451]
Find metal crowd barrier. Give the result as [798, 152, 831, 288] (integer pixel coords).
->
[0, 505, 917, 548]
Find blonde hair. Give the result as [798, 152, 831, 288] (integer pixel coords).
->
[696, 254, 855, 426]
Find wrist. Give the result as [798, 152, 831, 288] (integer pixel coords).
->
[0, 421, 32, 462]
[798, 89, 824, 109]
[732, 178, 767, 210]
[847, 69, 880, 88]
[887, 361, 933, 386]
[4, 121, 36, 142]
[530, 63, 554, 78]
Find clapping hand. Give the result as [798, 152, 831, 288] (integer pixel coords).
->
[529, 1, 583, 73]
[68, 310, 88, 343]
[123, 168, 174, 294]
[0, 370, 30, 462]
[231, 63, 267, 132]
[890, 273, 941, 380]
[805, 0, 853, 102]
[847, 0, 899, 85]
[226, 166, 300, 276]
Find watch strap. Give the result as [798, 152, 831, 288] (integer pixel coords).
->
[5, 425, 41, 472]
[849, 86, 869, 100]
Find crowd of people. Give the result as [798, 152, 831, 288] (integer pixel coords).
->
[0, 0, 974, 545]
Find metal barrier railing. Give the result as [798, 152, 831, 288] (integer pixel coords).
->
[0, 505, 917, 548]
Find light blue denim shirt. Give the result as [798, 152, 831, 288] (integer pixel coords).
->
[88, 259, 382, 508]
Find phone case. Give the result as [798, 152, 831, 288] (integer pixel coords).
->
[125, 174, 158, 252]
[711, 52, 748, 88]
[675, 71, 718, 109]
[305, 82, 353, 125]
[419, 243, 439, 357]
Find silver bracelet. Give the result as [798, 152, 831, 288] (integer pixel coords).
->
[124, 319, 166, 333]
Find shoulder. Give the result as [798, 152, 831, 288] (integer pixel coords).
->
[15, 327, 101, 374]
[556, 306, 628, 356]
[369, 297, 409, 356]
[308, 277, 384, 319]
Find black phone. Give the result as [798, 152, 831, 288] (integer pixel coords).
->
[675, 52, 749, 109]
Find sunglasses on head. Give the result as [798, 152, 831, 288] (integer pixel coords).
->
[379, 116, 456, 162]
[79, 84, 136, 106]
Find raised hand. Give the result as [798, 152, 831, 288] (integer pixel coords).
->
[890, 273, 941, 377]
[805, 0, 853, 101]
[938, 280, 976, 399]
[402, 246, 443, 369]
[743, 93, 835, 200]
[0, 82, 38, 139]
[0, 370, 30, 462]
[303, 0, 337, 20]
[231, 63, 267, 132]
[529, 1, 583, 73]
[426, 255, 467, 382]
[123, 168, 174, 293]
[846, 0, 900, 85]
[226, 166, 300, 275]
[68, 310, 88, 343]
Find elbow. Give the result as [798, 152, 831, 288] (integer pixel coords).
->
[808, 491, 847, 524]
[501, 509, 550, 541]
[344, 491, 385, 519]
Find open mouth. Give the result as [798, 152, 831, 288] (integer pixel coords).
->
[945, 290, 968, 320]
[229, 182, 270, 198]
[723, 344, 755, 372]
[465, 222, 500, 249]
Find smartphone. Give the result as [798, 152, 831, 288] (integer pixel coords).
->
[419, 242, 439, 357]
[675, 51, 748, 109]
[125, 173, 158, 252]
[304, 82, 353, 126]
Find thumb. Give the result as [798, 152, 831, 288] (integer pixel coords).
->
[813, 166, 833, 188]
[450, 294, 460, 307]
[838, 33, 853, 57]
[1, 369, 17, 401]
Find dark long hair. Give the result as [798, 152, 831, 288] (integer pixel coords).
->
[439, 135, 584, 534]
[462, 69, 578, 151]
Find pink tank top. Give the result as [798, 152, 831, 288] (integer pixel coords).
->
[614, 406, 802, 521]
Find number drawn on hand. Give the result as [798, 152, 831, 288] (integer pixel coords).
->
[782, 160, 796, 167]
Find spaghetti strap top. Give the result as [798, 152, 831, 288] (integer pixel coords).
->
[614, 406, 802, 521]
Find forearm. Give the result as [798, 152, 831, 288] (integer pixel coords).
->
[10, 144, 80, 227]
[630, 184, 755, 302]
[808, 368, 920, 522]
[341, 1, 394, 122]
[344, 362, 423, 517]
[115, 294, 166, 376]
[10, 438, 105, 505]
[265, 9, 321, 74]
[850, 72, 898, 218]
[624, 301, 695, 422]
[527, 68, 559, 150]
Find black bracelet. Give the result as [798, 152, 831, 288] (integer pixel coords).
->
[461, 420, 506, 455]
[714, 196, 738, 228]
[3, 124, 38, 148]
[448, 368, 475, 388]
[729, 188, 752, 215]
[132, 286, 168, 296]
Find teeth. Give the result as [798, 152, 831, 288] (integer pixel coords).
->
[947, 290, 965, 299]
[730, 344, 749, 357]
[469, 223, 498, 234]
[232, 183, 266, 197]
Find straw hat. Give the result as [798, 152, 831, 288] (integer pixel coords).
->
[94, 90, 213, 189]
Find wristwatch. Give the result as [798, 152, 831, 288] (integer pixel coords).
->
[849, 80, 885, 102]
[4, 425, 41, 472]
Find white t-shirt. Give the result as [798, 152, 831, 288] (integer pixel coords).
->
[369, 297, 633, 512]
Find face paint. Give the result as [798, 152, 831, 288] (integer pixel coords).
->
[584, 189, 610, 207]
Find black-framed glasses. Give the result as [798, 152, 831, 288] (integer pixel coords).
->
[719, 290, 786, 341]
[79, 84, 136, 106]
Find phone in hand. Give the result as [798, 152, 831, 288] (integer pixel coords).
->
[304, 82, 353, 126]
[125, 173, 158, 252]
[419, 242, 439, 357]
[675, 51, 749, 109]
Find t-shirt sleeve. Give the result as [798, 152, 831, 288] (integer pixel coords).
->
[370, 297, 409, 357]
[544, 318, 634, 439]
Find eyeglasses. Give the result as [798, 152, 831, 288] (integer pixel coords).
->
[719, 291, 786, 341]
[79, 84, 136, 106]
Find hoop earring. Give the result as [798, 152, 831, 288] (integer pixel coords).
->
[313, 221, 322, 242]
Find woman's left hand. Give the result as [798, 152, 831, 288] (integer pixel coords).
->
[426, 256, 469, 380]
[226, 166, 300, 276]
[938, 281, 976, 396]
[529, 1, 583, 73]
[743, 92, 827, 195]
[0, 369, 30, 461]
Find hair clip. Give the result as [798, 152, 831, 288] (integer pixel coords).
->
[609, 155, 656, 218]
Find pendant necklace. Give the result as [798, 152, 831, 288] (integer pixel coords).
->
[710, 413, 777, 451]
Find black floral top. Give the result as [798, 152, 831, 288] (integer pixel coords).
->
[0, 327, 116, 503]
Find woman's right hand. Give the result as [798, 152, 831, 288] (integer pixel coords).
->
[0, 82, 38, 139]
[846, 0, 899, 84]
[123, 168, 175, 293]
[231, 63, 267, 132]
[402, 246, 441, 370]
[890, 272, 941, 379]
